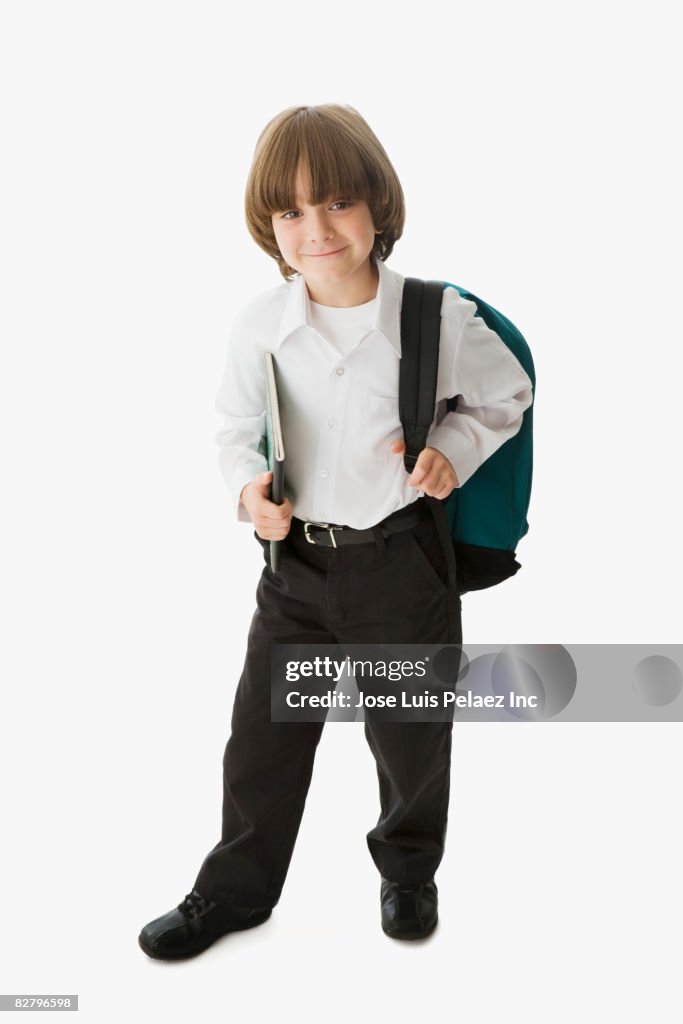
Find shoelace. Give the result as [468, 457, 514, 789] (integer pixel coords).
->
[178, 889, 212, 919]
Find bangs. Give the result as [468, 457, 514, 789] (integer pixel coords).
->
[254, 119, 375, 214]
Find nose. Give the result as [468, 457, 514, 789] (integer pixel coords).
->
[307, 208, 334, 244]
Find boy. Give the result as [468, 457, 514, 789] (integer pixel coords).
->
[139, 104, 533, 958]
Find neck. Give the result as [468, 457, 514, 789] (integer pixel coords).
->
[304, 257, 379, 307]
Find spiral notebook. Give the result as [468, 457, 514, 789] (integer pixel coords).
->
[263, 351, 286, 572]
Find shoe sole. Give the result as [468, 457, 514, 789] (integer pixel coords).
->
[138, 908, 272, 961]
[382, 914, 438, 941]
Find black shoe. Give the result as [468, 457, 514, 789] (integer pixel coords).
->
[380, 878, 438, 940]
[138, 889, 272, 961]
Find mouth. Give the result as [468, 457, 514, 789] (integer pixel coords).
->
[304, 247, 347, 258]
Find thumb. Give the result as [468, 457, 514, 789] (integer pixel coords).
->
[409, 450, 432, 482]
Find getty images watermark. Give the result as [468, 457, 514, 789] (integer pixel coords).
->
[269, 644, 683, 722]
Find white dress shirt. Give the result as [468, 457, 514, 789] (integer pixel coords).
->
[215, 253, 534, 530]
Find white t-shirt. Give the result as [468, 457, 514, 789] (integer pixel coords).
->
[308, 296, 378, 358]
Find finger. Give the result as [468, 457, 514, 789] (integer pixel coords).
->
[265, 503, 291, 519]
[410, 452, 437, 482]
[418, 472, 438, 492]
[426, 475, 450, 497]
[258, 524, 290, 538]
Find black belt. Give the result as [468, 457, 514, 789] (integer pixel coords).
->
[291, 499, 429, 548]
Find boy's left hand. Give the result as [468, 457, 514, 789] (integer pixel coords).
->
[391, 440, 459, 499]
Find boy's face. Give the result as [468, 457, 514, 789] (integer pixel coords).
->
[270, 163, 380, 306]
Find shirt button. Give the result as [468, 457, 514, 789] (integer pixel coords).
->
[320, 468, 328, 478]
[328, 418, 336, 428]
[336, 367, 344, 376]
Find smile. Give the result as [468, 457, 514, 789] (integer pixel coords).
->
[305, 247, 347, 258]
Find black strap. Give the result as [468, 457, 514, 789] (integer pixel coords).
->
[399, 278, 444, 473]
[399, 277, 459, 588]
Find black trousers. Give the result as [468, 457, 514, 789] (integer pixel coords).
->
[193, 497, 462, 909]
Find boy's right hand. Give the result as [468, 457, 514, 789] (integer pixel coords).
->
[240, 470, 293, 540]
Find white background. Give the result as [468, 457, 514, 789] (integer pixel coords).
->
[1, 1, 681, 1021]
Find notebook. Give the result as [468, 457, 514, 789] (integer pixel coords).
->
[263, 351, 286, 572]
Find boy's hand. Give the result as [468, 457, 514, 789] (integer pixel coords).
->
[240, 470, 293, 540]
[390, 440, 459, 499]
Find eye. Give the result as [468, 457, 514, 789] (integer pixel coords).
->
[280, 199, 354, 220]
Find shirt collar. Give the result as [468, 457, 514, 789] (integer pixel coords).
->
[274, 252, 403, 356]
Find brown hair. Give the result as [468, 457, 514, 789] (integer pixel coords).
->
[244, 104, 406, 280]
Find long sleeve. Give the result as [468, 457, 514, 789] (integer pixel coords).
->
[426, 301, 534, 487]
[215, 312, 269, 522]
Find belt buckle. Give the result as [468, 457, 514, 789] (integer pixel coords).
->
[304, 521, 343, 548]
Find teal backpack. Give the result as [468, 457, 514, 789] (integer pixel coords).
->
[399, 278, 535, 594]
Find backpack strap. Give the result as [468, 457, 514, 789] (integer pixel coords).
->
[399, 276, 460, 591]
[399, 277, 444, 473]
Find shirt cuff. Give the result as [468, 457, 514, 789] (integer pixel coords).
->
[426, 426, 482, 488]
